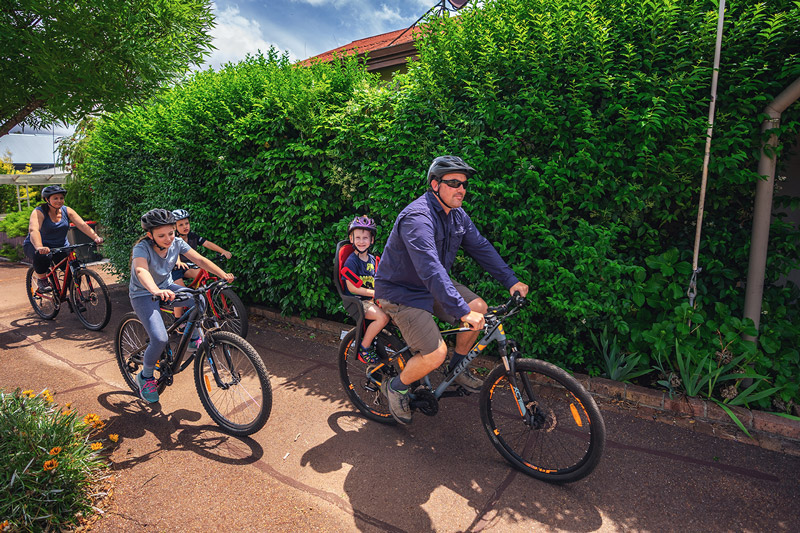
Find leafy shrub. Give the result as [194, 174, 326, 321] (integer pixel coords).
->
[79, 0, 800, 409]
[0, 206, 33, 238]
[1, 388, 116, 531]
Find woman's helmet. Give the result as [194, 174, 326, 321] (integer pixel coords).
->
[348, 215, 376, 236]
[172, 209, 190, 221]
[426, 155, 476, 186]
[141, 208, 176, 231]
[41, 185, 67, 200]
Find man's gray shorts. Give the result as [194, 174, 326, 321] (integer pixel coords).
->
[377, 282, 479, 356]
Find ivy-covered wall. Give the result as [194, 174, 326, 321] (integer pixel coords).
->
[79, 0, 800, 410]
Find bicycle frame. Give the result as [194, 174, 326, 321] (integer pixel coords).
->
[152, 285, 234, 389]
[376, 297, 531, 416]
[39, 244, 93, 300]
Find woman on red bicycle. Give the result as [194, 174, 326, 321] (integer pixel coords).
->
[129, 208, 234, 404]
[23, 185, 103, 293]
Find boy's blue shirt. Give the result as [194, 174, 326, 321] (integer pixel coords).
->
[342, 252, 377, 299]
[375, 190, 518, 319]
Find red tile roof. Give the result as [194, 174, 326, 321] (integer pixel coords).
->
[299, 27, 422, 66]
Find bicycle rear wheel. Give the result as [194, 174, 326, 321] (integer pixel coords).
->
[115, 312, 168, 395]
[71, 268, 111, 331]
[480, 358, 605, 483]
[194, 331, 271, 436]
[25, 266, 59, 320]
[210, 288, 249, 338]
[338, 328, 406, 425]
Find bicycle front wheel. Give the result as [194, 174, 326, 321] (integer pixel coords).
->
[480, 358, 605, 483]
[25, 266, 59, 320]
[210, 288, 249, 338]
[194, 331, 271, 436]
[115, 312, 168, 395]
[339, 328, 406, 425]
[71, 268, 111, 331]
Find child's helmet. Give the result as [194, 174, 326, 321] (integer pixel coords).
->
[41, 185, 67, 200]
[141, 208, 176, 231]
[172, 209, 190, 221]
[426, 155, 476, 186]
[348, 215, 376, 236]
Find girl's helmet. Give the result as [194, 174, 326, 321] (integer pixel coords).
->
[426, 155, 476, 186]
[348, 215, 376, 236]
[41, 185, 67, 200]
[172, 209, 190, 221]
[141, 208, 176, 231]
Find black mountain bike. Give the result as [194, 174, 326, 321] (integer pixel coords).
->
[25, 242, 111, 331]
[339, 294, 606, 483]
[114, 281, 271, 436]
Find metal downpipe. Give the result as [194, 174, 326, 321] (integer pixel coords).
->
[743, 76, 800, 338]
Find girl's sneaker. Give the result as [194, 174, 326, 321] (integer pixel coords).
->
[36, 277, 52, 293]
[136, 373, 159, 403]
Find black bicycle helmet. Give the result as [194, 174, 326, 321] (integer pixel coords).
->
[141, 208, 176, 231]
[41, 185, 67, 200]
[172, 208, 190, 221]
[426, 155, 476, 186]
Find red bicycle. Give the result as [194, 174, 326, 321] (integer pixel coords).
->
[165, 254, 248, 338]
[25, 243, 112, 331]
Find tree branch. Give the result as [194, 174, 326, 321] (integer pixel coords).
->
[0, 97, 45, 137]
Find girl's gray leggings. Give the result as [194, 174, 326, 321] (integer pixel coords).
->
[130, 285, 193, 375]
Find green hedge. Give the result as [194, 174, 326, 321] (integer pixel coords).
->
[80, 0, 800, 410]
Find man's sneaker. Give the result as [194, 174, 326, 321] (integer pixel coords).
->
[452, 368, 484, 393]
[357, 345, 380, 364]
[36, 277, 52, 293]
[136, 372, 159, 403]
[380, 378, 412, 425]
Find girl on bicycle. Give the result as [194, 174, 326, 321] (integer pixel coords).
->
[130, 208, 234, 403]
[23, 185, 104, 293]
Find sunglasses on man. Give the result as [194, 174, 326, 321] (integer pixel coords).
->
[439, 178, 469, 190]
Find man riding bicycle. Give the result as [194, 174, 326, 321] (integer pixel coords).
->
[374, 155, 529, 424]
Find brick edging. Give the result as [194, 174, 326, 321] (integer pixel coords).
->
[247, 304, 800, 456]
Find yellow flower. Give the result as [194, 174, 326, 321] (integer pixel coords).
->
[1, 520, 9, 531]
[65, 402, 72, 409]
[22, 389, 35, 398]
[83, 413, 100, 425]
[49, 446, 62, 455]
[91, 442, 102, 451]
[62, 409, 72, 416]
[43, 459, 58, 471]
[108, 434, 119, 443]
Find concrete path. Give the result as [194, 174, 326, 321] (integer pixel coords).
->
[1, 260, 799, 532]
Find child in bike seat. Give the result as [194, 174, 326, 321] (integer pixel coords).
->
[170, 208, 232, 318]
[340, 216, 390, 364]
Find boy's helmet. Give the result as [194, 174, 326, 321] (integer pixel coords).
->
[172, 209, 190, 221]
[42, 185, 67, 200]
[348, 215, 376, 236]
[426, 155, 476, 186]
[141, 208, 176, 231]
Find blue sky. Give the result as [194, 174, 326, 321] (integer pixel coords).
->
[204, 0, 439, 69]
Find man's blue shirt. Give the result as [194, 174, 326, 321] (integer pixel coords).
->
[375, 191, 519, 318]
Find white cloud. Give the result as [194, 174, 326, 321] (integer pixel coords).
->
[203, 3, 294, 70]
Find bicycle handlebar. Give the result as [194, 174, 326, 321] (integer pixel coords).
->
[150, 279, 231, 302]
[487, 293, 527, 317]
[47, 242, 97, 257]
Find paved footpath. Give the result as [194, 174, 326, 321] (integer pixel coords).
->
[1, 260, 799, 532]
